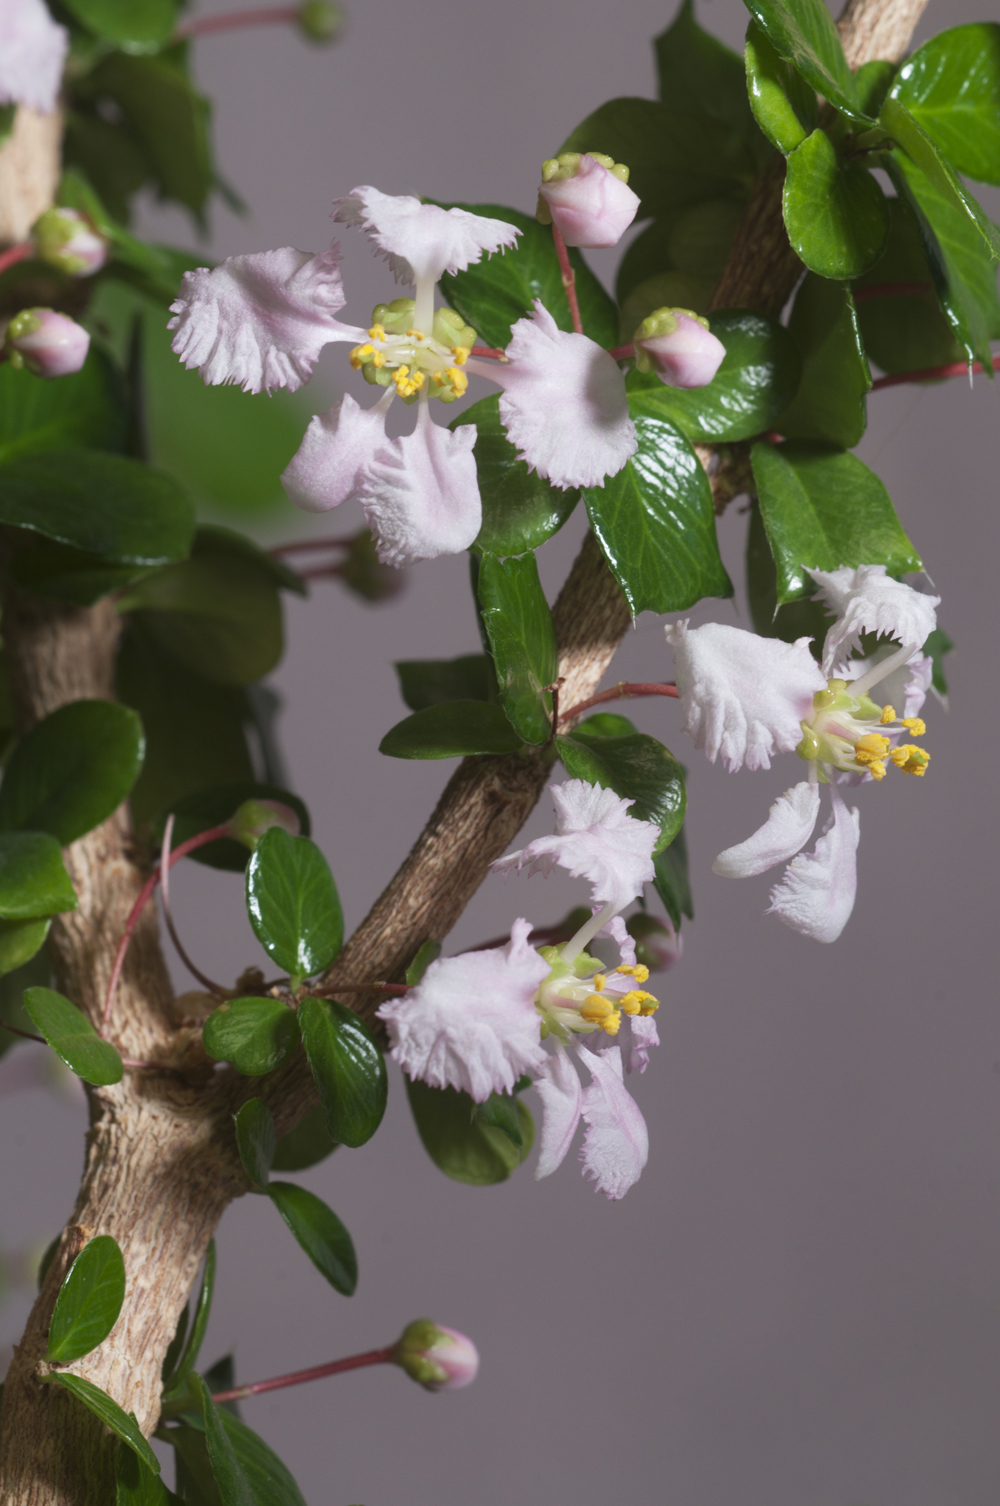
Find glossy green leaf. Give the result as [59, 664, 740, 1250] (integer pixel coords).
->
[437, 204, 616, 349]
[162, 1242, 215, 1395]
[584, 413, 731, 616]
[653, 828, 694, 929]
[116, 1443, 173, 1506]
[0, 917, 50, 978]
[168, 1410, 307, 1506]
[297, 997, 387, 1149]
[556, 719, 686, 853]
[742, 0, 868, 124]
[477, 553, 557, 746]
[395, 655, 494, 713]
[406, 1077, 533, 1185]
[24, 986, 123, 1085]
[163, 783, 310, 873]
[657, 0, 767, 157]
[750, 441, 922, 603]
[923, 628, 953, 699]
[267, 1182, 357, 1294]
[202, 997, 299, 1077]
[852, 197, 964, 374]
[0, 348, 127, 466]
[47, 1234, 125, 1363]
[9, 543, 159, 607]
[191, 1374, 254, 1506]
[880, 97, 1000, 264]
[46, 1373, 159, 1476]
[777, 274, 871, 446]
[891, 23, 1000, 185]
[234, 1099, 275, 1190]
[475, 1087, 527, 1149]
[64, 0, 179, 49]
[0, 701, 144, 845]
[245, 829, 343, 982]
[0, 946, 49, 1054]
[627, 309, 801, 443]
[272, 1104, 338, 1172]
[745, 498, 833, 648]
[379, 701, 525, 759]
[783, 129, 889, 278]
[450, 396, 580, 555]
[0, 833, 76, 919]
[745, 19, 818, 154]
[161, 1306, 189, 1390]
[405, 939, 441, 986]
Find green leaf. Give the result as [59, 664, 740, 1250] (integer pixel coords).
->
[162, 783, 310, 874]
[233, 1099, 275, 1190]
[163, 1243, 215, 1395]
[272, 1104, 338, 1172]
[475, 1087, 526, 1149]
[297, 997, 387, 1149]
[776, 274, 871, 446]
[653, 828, 694, 929]
[266, 1182, 357, 1295]
[395, 655, 495, 713]
[745, 19, 818, 154]
[626, 309, 801, 443]
[405, 939, 441, 986]
[891, 23, 1000, 185]
[0, 348, 127, 466]
[584, 413, 731, 616]
[0, 833, 76, 919]
[556, 720, 686, 853]
[477, 553, 557, 746]
[61, 115, 148, 226]
[0, 917, 50, 978]
[46, 1373, 159, 1476]
[167, 1410, 307, 1506]
[852, 197, 964, 374]
[245, 829, 343, 982]
[745, 497, 833, 647]
[783, 129, 889, 278]
[116, 1443, 173, 1506]
[24, 986, 123, 1085]
[437, 203, 617, 350]
[190, 1374, 254, 1506]
[63, 0, 179, 50]
[202, 998, 299, 1077]
[0, 702, 144, 845]
[405, 1076, 534, 1185]
[880, 97, 1000, 264]
[749, 440, 922, 603]
[450, 395, 580, 555]
[47, 1234, 125, 1363]
[742, 0, 868, 124]
[922, 627, 953, 698]
[0, 945, 49, 1053]
[657, 0, 767, 154]
[379, 701, 525, 759]
[854, 60, 898, 119]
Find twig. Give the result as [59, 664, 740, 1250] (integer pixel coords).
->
[268, 536, 357, 556]
[559, 681, 679, 726]
[550, 224, 583, 336]
[871, 358, 988, 390]
[160, 816, 228, 998]
[175, 6, 301, 40]
[210, 1346, 396, 1404]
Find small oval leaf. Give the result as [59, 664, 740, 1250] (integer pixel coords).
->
[0, 832, 77, 919]
[47, 1373, 160, 1476]
[783, 129, 889, 279]
[24, 986, 124, 1085]
[272, 1104, 338, 1172]
[266, 1181, 357, 1295]
[0, 701, 145, 845]
[47, 1234, 126, 1363]
[379, 701, 524, 760]
[405, 1077, 533, 1185]
[245, 829, 343, 981]
[202, 997, 299, 1076]
[297, 998, 388, 1149]
[234, 1098, 275, 1189]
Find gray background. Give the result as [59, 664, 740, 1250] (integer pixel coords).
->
[2, 1, 999, 1502]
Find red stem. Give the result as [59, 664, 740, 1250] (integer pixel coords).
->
[469, 345, 508, 360]
[852, 281, 932, 302]
[1, 1022, 165, 1073]
[870, 359, 986, 390]
[269, 536, 357, 556]
[211, 1346, 396, 1404]
[175, 5, 300, 39]
[550, 224, 583, 336]
[160, 816, 227, 997]
[559, 681, 678, 724]
[607, 342, 635, 361]
[0, 243, 33, 277]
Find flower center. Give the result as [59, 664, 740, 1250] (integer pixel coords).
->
[349, 298, 477, 404]
[533, 947, 658, 1039]
[796, 678, 930, 782]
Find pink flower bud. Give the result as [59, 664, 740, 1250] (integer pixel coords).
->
[4, 308, 90, 378]
[633, 308, 725, 389]
[32, 207, 108, 277]
[393, 1319, 479, 1392]
[227, 798, 301, 851]
[298, 1, 344, 42]
[626, 912, 683, 972]
[537, 152, 640, 250]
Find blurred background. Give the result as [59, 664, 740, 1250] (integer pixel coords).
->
[2, 1, 998, 1502]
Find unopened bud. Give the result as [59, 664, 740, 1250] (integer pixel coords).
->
[339, 528, 406, 602]
[536, 151, 639, 249]
[32, 207, 108, 277]
[633, 308, 725, 389]
[4, 309, 90, 378]
[626, 913, 683, 972]
[299, 1, 344, 41]
[392, 1320, 479, 1392]
[227, 799, 300, 851]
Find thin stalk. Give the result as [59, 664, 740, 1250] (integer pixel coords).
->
[0, 243, 33, 277]
[607, 341, 635, 361]
[560, 681, 678, 725]
[210, 1346, 396, 1404]
[871, 358, 987, 390]
[175, 6, 300, 40]
[852, 281, 931, 302]
[468, 345, 508, 361]
[550, 224, 583, 336]
[269, 536, 357, 556]
[160, 816, 228, 997]
[0, 1022, 161, 1072]
[561, 901, 618, 966]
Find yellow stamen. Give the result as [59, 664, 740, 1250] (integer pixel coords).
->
[591, 974, 606, 992]
[890, 743, 930, 775]
[880, 705, 896, 724]
[450, 345, 470, 365]
[619, 989, 658, 1015]
[901, 717, 926, 736]
[600, 1012, 622, 1036]
[616, 964, 635, 976]
[349, 342, 374, 370]
[866, 759, 887, 780]
[405, 328, 426, 341]
[855, 733, 892, 758]
[632, 964, 649, 984]
[368, 323, 386, 341]
[580, 994, 614, 1023]
[371, 350, 386, 368]
[445, 366, 468, 395]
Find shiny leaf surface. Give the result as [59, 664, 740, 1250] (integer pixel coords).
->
[783, 130, 889, 278]
[297, 997, 387, 1148]
[451, 396, 580, 556]
[24, 986, 123, 1085]
[0, 701, 144, 846]
[47, 1235, 126, 1363]
[379, 702, 524, 759]
[202, 998, 299, 1077]
[267, 1182, 357, 1295]
[477, 552, 557, 745]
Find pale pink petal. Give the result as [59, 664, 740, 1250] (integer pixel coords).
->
[767, 788, 860, 943]
[377, 918, 548, 1101]
[168, 245, 363, 394]
[808, 565, 939, 674]
[597, 912, 636, 968]
[578, 1046, 649, 1200]
[637, 313, 726, 389]
[713, 779, 821, 879]
[0, 0, 67, 113]
[625, 1014, 660, 1076]
[472, 301, 635, 490]
[359, 404, 481, 567]
[333, 186, 520, 284]
[539, 155, 640, 249]
[666, 619, 827, 773]
[533, 1046, 583, 1181]
[281, 392, 388, 513]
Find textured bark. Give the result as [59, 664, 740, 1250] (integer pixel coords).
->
[838, 0, 930, 68]
[0, 107, 62, 245]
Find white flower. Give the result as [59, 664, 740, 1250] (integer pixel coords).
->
[767, 787, 860, 943]
[808, 564, 939, 675]
[0, 0, 67, 115]
[332, 185, 520, 285]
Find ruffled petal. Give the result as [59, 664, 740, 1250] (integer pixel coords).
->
[597, 912, 637, 968]
[533, 1046, 583, 1180]
[475, 301, 636, 490]
[809, 565, 939, 674]
[767, 788, 860, 943]
[713, 779, 821, 878]
[359, 403, 481, 566]
[539, 155, 640, 250]
[168, 245, 363, 394]
[625, 1014, 660, 1076]
[377, 918, 548, 1101]
[333, 186, 520, 284]
[666, 619, 827, 772]
[578, 1046, 649, 1200]
[281, 392, 388, 513]
[0, 0, 67, 113]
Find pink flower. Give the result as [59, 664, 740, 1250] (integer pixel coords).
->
[32, 207, 108, 277]
[393, 1320, 479, 1392]
[0, 0, 67, 114]
[634, 309, 726, 389]
[537, 152, 640, 250]
[4, 308, 89, 378]
[535, 1042, 648, 1201]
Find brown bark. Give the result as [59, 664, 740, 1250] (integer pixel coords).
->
[0, 107, 62, 246]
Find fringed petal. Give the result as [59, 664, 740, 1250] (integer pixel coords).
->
[359, 404, 481, 566]
[281, 392, 389, 513]
[533, 1046, 583, 1181]
[809, 565, 939, 674]
[713, 780, 821, 878]
[333, 186, 519, 284]
[578, 1046, 649, 1200]
[767, 788, 860, 943]
[0, 0, 67, 114]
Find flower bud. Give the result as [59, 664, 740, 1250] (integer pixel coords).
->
[536, 152, 640, 249]
[32, 207, 108, 277]
[227, 798, 300, 851]
[626, 913, 683, 972]
[633, 308, 725, 389]
[298, 1, 345, 42]
[339, 528, 406, 602]
[4, 308, 90, 379]
[393, 1320, 479, 1391]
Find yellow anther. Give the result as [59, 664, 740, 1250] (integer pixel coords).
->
[431, 369, 446, 384]
[450, 345, 470, 365]
[600, 1011, 622, 1036]
[890, 744, 930, 775]
[368, 323, 386, 341]
[371, 351, 386, 368]
[901, 717, 926, 736]
[445, 366, 468, 395]
[639, 1000, 659, 1017]
[855, 733, 891, 757]
[349, 342, 374, 370]
[632, 964, 649, 984]
[616, 964, 635, 976]
[591, 974, 607, 992]
[866, 759, 887, 780]
[405, 328, 426, 341]
[880, 705, 896, 725]
[618, 989, 658, 1015]
[580, 994, 615, 1023]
